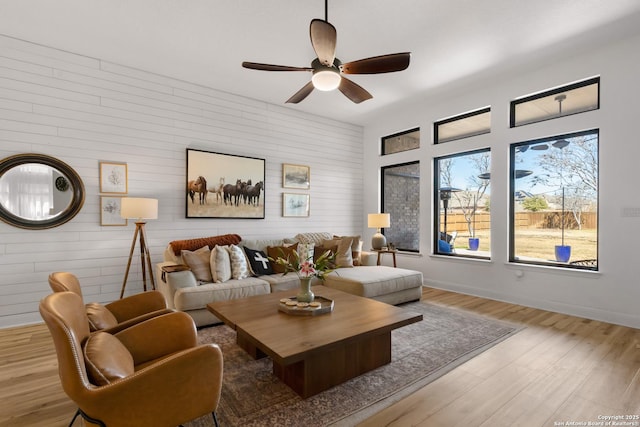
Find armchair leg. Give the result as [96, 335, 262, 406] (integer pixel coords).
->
[178, 412, 219, 427]
[69, 408, 106, 427]
[69, 409, 80, 427]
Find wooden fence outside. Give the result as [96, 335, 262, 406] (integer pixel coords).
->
[440, 211, 597, 232]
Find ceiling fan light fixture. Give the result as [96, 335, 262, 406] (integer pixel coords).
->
[312, 69, 341, 91]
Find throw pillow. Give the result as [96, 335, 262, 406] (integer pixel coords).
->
[294, 232, 333, 245]
[243, 247, 274, 276]
[212, 245, 232, 283]
[85, 303, 118, 332]
[333, 235, 362, 266]
[181, 246, 213, 282]
[313, 245, 337, 269]
[297, 242, 314, 262]
[267, 243, 299, 274]
[84, 332, 134, 386]
[227, 244, 250, 280]
[322, 238, 354, 268]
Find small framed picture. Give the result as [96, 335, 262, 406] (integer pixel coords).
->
[99, 162, 128, 194]
[100, 196, 127, 226]
[283, 163, 310, 189]
[283, 193, 310, 217]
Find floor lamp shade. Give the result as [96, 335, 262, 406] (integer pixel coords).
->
[121, 198, 158, 220]
[368, 213, 391, 250]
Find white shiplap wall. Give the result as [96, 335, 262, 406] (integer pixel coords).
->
[0, 35, 364, 328]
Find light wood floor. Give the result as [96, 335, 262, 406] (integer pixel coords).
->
[1, 288, 638, 427]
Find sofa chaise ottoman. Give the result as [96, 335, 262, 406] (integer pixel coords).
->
[323, 266, 423, 305]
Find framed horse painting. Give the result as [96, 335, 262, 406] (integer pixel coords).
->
[185, 148, 265, 219]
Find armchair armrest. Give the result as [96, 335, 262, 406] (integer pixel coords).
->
[78, 344, 223, 427]
[105, 290, 167, 322]
[114, 311, 198, 365]
[100, 308, 174, 335]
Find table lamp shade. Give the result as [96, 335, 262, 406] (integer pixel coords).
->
[368, 213, 390, 250]
[368, 213, 390, 229]
[120, 198, 158, 220]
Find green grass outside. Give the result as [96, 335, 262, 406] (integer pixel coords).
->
[452, 228, 597, 262]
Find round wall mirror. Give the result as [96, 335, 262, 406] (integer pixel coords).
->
[0, 153, 85, 229]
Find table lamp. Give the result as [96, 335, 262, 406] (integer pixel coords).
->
[368, 213, 390, 250]
[119, 197, 158, 298]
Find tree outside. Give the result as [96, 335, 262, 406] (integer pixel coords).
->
[521, 196, 548, 212]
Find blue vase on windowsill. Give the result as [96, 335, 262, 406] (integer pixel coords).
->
[468, 238, 480, 251]
[555, 245, 571, 263]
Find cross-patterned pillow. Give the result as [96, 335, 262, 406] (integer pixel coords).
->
[243, 247, 274, 276]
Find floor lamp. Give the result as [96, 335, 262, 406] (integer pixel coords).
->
[120, 197, 158, 298]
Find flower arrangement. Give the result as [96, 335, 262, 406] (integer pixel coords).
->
[270, 247, 336, 280]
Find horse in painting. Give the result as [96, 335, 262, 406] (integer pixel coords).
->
[208, 177, 225, 203]
[223, 179, 243, 206]
[187, 176, 207, 205]
[245, 181, 263, 206]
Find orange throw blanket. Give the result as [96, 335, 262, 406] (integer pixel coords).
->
[169, 234, 242, 255]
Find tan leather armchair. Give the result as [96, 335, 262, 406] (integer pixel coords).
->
[40, 291, 223, 427]
[49, 271, 173, 333]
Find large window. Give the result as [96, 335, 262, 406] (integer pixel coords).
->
[510, 129, 598, 270]
[382, 161, 420, 252]
[434, 149, 491, 258]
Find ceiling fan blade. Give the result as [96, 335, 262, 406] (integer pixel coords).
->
[286, 81, 315, 104]
[338, 77, 373, 104]
[340, 52, 411, 74]
[310, 19, 337, 66]
[242, 62, 313, 72]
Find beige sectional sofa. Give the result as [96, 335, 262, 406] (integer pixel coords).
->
[155, 232, 423, 326]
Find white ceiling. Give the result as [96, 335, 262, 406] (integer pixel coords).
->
[2, 0, 640, 125]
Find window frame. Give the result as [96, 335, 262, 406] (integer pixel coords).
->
[434, 107, 491, 144]
[433, 148, 491, 259]
[381, 160, 420, 253]
[381, 127, 420, 155]
[510, 76, 600, 128]
[509, 129, 599, 271]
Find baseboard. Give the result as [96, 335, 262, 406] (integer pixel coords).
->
[425, 279, 640, 329]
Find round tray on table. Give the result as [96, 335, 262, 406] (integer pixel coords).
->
[278, 296, 334, 316]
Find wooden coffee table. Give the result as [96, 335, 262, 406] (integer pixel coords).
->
[207, 286, 422, 398]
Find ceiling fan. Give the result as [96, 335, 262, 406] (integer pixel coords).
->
[241, 0, 411, 104]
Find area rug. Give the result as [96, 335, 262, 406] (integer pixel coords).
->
[186, 301, 521, 427]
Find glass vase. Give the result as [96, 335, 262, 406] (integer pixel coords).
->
[297, 277, 314, 303]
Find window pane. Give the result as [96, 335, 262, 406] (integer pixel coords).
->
[434, 149, 491, 257]
[510, 130, 598, 270]
[511, 77, 599, 127]
[382, 162, 419, 251]
[382, 128, 420, 155]
[435, 107, 491, 144]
